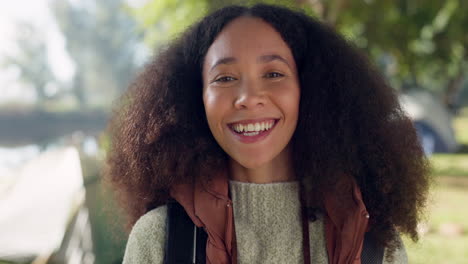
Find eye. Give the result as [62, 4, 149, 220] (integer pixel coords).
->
[213, 76, 237, 83]
[264, 72, 284, 79]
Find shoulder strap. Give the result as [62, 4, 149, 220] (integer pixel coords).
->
[164, 200, 207, 264]
[165, 200, 383, 264]
[361, 231, 385, 264]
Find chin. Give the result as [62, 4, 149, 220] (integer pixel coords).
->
[233, 155, 272, 169]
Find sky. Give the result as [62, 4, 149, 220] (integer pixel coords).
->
[0, 0, 145, 104]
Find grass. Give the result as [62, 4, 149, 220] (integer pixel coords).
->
[454, 109, 468, 144]
[430, 153, 468, 177]
[404, 109, 468, 263]
[404, 180, 468, 264]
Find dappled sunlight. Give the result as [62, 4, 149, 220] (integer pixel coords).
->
[0, 0, 467, 263]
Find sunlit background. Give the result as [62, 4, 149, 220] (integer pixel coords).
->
[0, 0, 467, 263]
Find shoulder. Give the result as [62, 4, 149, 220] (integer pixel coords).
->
[131, 206, 168, 235]
[308, 213, 329, 264]
[122, 206, 168, 264]
[308, 214, 408, 264]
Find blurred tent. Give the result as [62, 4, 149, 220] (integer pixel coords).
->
[399, 89, 459, 155]
[0, 147, 93, 264]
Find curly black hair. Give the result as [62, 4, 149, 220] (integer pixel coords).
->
[106, 4, 430, 257]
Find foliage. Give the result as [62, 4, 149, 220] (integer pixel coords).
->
[131, 0, 315, 49]
[334, 0, 467, 107]
[132, 0, 468, 108]
[130, 0, 209, 48]
[1, 23, 57, 107]
[50, 0, 142, 109]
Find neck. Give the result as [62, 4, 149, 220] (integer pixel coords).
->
[228, 147, 295, 184]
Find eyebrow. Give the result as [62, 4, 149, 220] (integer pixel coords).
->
[257, 54, 290, 67]
[209, 54, 291, 71]
[210, 57, 236, 71]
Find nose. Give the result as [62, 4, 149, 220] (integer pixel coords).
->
[233, 79, 266, 110]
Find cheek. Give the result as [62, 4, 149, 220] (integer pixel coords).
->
[285, 87, 300, 106]
[276, 83, 300, 122]
[203, 90, 216, 126]
[203, 88, 228, 130]
[290, 89, 301, 119]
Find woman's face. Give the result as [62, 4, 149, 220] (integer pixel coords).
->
[202, 17, 300, 169]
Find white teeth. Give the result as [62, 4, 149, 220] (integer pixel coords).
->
[232, 120, 275, 133]
[244, 131, 259, 136]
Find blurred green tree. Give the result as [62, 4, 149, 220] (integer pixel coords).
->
[1, 22, 57, 107]
[133, 0, 467, 108]
[130, 0, 308, 48]
[51, 0, 142, 109]
[332, 0, 467, 109]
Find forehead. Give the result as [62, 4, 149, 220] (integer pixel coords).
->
[203, 16, 295, 68]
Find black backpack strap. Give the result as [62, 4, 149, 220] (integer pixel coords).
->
[164, 200, 207, 264]
[194, 224, 207, 263]
[361, 231, 385, 264]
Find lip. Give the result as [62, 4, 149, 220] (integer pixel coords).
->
[227, 118, 279, 144]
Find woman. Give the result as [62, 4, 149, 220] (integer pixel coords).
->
[107, 4, 430, 264]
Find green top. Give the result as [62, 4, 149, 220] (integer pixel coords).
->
[123, 181, 407, 263]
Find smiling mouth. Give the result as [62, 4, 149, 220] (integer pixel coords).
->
[228, 119, 279, 137]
